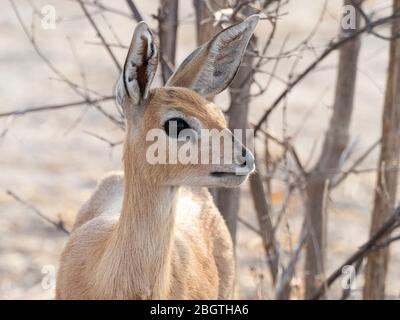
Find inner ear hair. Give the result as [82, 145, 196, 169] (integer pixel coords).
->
[121, 22, 158, 106]
[124, 36, 155, 102]
[136, 36, 153, 98]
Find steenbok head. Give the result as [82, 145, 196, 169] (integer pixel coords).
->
[116, 16, 259, 188]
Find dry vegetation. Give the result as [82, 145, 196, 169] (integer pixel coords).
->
[1, 0, 400, 299]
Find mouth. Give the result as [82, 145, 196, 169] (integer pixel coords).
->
[210, 164, 255, 178]
[210, 171, 251, 178]
[210, 171, 238, 177]
[208, 170, 249, 188]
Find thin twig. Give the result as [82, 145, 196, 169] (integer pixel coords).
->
[275, 220, 308, 299]
[125, 0, 144, 22]
[83, 130, 122, 148]
[64, 0, 134, 19]
[332, 137, 382, 188]
[253, 12, 400, 134]
[312, 206, 400, 300]
[6, 190, 69, 234]
[77, 0, 122, 72]
[0, 96, 114, 118]
[238, 216, 261, 235]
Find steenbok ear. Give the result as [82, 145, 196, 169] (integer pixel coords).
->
[166, 15, 259, 98]
[116, 22, 158, 108]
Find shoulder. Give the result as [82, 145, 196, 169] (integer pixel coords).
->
[57, 215, 116, 299]
[72, 172, 124, 230]
[96, 172, 124, 193]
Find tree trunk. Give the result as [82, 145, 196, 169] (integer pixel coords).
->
[217, 49, 254, 244]
[158, 0, 179, 84]
[363, 0, 400, 299]
[193, 0, 226, 202]
[192, 0, 256, 245]
[249, 169, 279, 284]
[304, 0, 361, 298]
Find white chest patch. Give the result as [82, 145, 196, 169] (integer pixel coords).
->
[175, 191, 202, 225]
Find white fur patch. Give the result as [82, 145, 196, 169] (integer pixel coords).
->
[175, 190, 201, 225]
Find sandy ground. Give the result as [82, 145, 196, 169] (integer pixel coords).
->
[0, 0, 399, 299]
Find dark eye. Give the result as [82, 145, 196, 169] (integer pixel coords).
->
[164, 117, 190, 137]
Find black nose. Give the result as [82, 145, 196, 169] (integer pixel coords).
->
[239, 148, 247, 167]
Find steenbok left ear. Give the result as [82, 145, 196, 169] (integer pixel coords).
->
[116, 22, 158, 108]
[166, 15, 259, 98]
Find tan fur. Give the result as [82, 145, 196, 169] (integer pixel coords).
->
[56, 88, 236, 300]
[56, 16, 259, 300]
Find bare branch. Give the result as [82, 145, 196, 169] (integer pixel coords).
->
[253, 11, 400, 134]
[275, 220, 308, 299]
[6, 190, 69, 234]
[312, 206, 400, 300]
[77, 0, 121, 72]
[83, 130, 122, 148]
[0, 96, 114, 119]
[249, 169, 280, 284]
[125, 0, 144, 22]
[64, 0, 134, 19]
[238, 216, 261, 235]
[332, 137, 382, 188]
[157, 0, 179, 83]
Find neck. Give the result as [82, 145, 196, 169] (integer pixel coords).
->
[101, 147, 178, 299]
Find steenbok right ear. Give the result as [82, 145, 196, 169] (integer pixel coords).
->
[166, 15, 259, 98]
[116, 22, 158, 108]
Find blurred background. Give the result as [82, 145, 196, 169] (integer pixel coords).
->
[1, 0, 399, 299]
